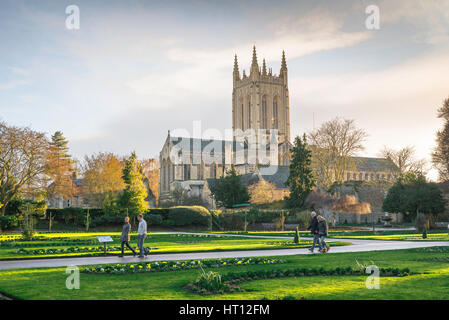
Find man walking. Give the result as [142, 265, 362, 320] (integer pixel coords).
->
[137, 214, 148, 258]
[307, 211, 319, 253]
[317, 215, 330, 253]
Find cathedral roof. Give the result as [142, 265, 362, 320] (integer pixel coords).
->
[352, 157, 398, 172]
[170, 136, 247, 152]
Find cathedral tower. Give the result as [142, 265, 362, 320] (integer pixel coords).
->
[232, 46, 291, 145]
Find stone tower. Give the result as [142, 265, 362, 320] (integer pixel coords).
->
[232, 46, 291, 145]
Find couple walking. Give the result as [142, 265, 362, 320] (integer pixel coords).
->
[118, 214, 149, 258]
[307, 211, 330, 253]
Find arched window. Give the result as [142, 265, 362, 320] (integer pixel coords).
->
[184, 164, 191, 180]
[261, 95, 267, 129]
[210, 164, 216, 178]
[273, 96, 279, 129]
[248, 99, 251, 129]
[241, 102, 244, 130]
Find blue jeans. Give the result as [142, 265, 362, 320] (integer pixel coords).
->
[319, 235, 328, 250]
[311, 234, 320, 251]
[137, 234, 147, 256]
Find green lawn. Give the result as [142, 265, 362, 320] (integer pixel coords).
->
[220, 230, 449, 241]
[0, 232, 349, 260]
[1, 247, 448, 300]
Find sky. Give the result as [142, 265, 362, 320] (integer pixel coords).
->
[1, 0, 448, 180]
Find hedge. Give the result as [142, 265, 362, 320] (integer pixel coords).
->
[0, 215, 19, 230]
[168, 206, 212, 229]
[219, 211, 247, 230]
[148, 208, 169, 216]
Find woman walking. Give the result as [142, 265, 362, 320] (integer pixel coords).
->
[317, 215, 330, 253]
[119, 216, 136, 257]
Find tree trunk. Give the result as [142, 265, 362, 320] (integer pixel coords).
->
[0, 204, 6, 216]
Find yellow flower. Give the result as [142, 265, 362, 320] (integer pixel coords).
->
[237, 261, 242, 264]
[139, 265, 143, 269]
[147, 264, 151, 269]
[130, 265, 134, 268]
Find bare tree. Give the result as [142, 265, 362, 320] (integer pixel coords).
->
[308, 118, 368, 190]
[379, 145, 427, 177]
[0, 121, 49, 215]
[432, 97, 449, 181]
[248, 180, 276, 205]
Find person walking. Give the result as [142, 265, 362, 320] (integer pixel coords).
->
[137, 214, 148, 258]
[119, 216, 136, 257]
[307, 211, 320, 253]
[317, 215, 330, 253]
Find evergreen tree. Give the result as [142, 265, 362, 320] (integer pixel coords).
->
[383, 173, 446, 229]
[120, 152, 148, 214]
[210, 168, 249, 208]
[294, 226, 300, 244]
[286, 134, 317, 209]
[422, 225, 428, 239]
[46, 131, 75, 199]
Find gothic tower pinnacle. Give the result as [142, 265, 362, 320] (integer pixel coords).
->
[233, 54, 240, 83]
[250, 45, 259, 76]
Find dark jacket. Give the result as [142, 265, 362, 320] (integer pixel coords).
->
[120, 223, 131, 242]
[318, 220, 328, 236]
[307, 216, 319, 234]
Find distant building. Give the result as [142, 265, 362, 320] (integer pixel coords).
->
[47, 177, 88, 209]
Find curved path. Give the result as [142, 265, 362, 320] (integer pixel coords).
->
[0, 232, 447, 270]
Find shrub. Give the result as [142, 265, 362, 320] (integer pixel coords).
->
[147, 214, 163, 226]
[0, 215, 18, 230]
[168, 206, 212, 229]
[196, 268, 226, 292]
[294, 227, 300, 244]
[148, 208, 169, 216]
[219, 211, 246, 230]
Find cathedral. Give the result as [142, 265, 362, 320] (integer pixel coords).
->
[158, 47, 397, 207]
[158, 47, 292, 206]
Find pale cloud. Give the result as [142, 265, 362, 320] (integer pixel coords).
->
[0, 79, 29, 90]
[378, 0, 449, 44]
[128, 7, 371, 103]
[8, 66, 29, 76]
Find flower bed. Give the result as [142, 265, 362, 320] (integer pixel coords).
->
[81, 257, 286, 274]
[171, 234, 223, 239]
[2, 239, 97, 248]
[185, 266, 415, 295]
[12, 245, 133, 255]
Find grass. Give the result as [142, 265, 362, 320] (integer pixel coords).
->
[1, 247, 449, 300]
[219, 230, 449, 241]
[0, 231, 349, 260]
